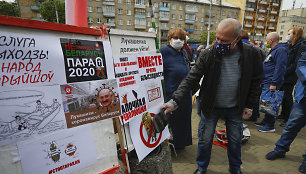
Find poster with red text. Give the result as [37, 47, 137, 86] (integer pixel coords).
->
[137, 53, 163, 83]
[0, 31, 66, 89]
[60, 39, 115, 83]
[60, 79, 121, 128]
[129, 105, 170, 162]
[17, 124, 97, 174]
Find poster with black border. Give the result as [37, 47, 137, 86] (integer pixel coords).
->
[60, 38, 109, 83]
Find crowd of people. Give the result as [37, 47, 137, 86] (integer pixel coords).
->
[160, 18, 305, 174]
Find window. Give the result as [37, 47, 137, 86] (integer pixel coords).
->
[200, 26, 203, 30]
[135, 0, 145, 5]
[172, 14, 176, 19]
[178, 24, 182, 28]
[106, 18, 114, 23]
[135, 9, 145, 16]
[119, 19, 123, 25]
[159, 11, 170, 19]
[135, 18, 145, 25]
[147, 12, 151, 17]
[154, 3, 158, 8]
[126, 0, 131, 5]
[97, 7, 102, 13]
[154, 12, 158, 18]
[162, 31, 167, 37]
[179, 15, 183, 20]
[280, 31, 283, 35]
[147, 21, 150, 27]
[118, 9, 123, 14]
[118, 0, 122, 3]
[281, 25, 284, 29]
[97, 18, 102, 23]
[88, 6, 93, 12]
[179, 5, 183, 10]
[202, 8, 205, 13]
[194, 34, 197, 39]
[194, 25, 197, 30]
[222, 11, 225, 16]
[201, 17, 204, 22]
[103, 5, 115, 14]
[160, 2, 170, 8]
[127, 10, 131, 15]
[185, 13, 195, 20]
[127, 20, 131, 25]
[172, 4, 176, 10]
[88, 17, 93, 23]
[171, 23, 175, 28]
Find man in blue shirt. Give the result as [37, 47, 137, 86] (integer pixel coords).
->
[255, 32, 288, 132]
[265, 43, 306, 173]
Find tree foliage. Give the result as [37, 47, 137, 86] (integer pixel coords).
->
[200, 31, 216, 45]
[0, 1, 20, 17]
[39, 0, 65, 23]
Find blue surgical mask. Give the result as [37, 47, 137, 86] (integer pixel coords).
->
[215, 36, 239, 55]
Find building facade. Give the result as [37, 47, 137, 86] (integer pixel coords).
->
[223, 0, 282, 43]
[18, 0, 240, 45]
[276, 8, 306, 42]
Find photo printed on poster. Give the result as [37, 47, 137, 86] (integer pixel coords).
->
[61, 79, 121, 128]
[0, 85, 66, 146]
[60, 38, 109, 83]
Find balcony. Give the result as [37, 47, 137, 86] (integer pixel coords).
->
[185, 19, 195, 24]
[102, 1, 115, 6]
[244, 24, 253, 28]
[245, 16, 253, 20]
[134, 4, 146, 9]
[259, 9, 266, 13]
[268, 26, 275, 30]
[258, 17, 265, 21]
[185, 8, 198, 13]
[103, 12, 115, 17]
[204, 21, 214, 26]
[256, 26, 264, 29]
[256, 33, 263, 36]
[135, 14, 146, 19]
[259, 1, 268, 5]
[248, 0, 255, 2]
[104, 23, 115, 27]
[269, 18, 276, 22]
[270, 11, 277, 14]
[159, 7, 170, 12]
[245, 7, 254, 11]
[160, 25, 170, 31]
[271, 3, 279, 6]
[184, 28, 194, 33]
[135, 25, 146, 29]
[30, 6, 39, 11]
[159, 16, 170, 22]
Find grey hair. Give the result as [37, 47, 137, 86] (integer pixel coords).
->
[217, 18, 242, 37]
[267, 32, 279, 42]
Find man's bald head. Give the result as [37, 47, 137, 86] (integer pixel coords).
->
[266, 32, 279, 42]
[217, 18, 242, 38]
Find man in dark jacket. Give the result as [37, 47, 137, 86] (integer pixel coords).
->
[161, 18, 263, 174]
[255, 32, 288, 132]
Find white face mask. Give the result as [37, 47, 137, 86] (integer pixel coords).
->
[170, 38, 184, 50]
[286, 35, 292, 42]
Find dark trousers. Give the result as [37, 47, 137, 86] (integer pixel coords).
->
[279, 83, 295, 122]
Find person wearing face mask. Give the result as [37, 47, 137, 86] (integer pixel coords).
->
[160, 18, 263, 174]
[278, 27, 305, 127]
[255, 32, 288, 133]
[160, 28, 193, 150]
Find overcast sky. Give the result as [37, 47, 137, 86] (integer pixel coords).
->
[3, 0, 306, 10]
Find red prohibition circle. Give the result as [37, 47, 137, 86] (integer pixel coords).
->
[139, 113, 162, 148]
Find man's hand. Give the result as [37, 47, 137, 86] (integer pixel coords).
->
[269, 85, 276, 92]
[242, 108, 253, 120]
[160, 99, 178, 115]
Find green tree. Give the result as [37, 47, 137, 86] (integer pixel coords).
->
[39, 0, 65, 23]
[200, 31, 216, 45]
[0, 1, 20, 17]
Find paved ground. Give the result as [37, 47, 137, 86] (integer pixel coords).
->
[171, 103, 306, 174]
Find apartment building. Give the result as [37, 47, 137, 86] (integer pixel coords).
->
[19, 0, 44, 21]
[17, 0, 240, 44]
[223, 0, 282, 43]
[277, 8, 306, 42]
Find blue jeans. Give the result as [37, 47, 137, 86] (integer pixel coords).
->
[197, 107, 243, 172]
[197, 97, 205, 138]
[274, 97, 306, 153]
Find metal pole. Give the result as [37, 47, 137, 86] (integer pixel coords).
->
[52, 0, 59, 23]
[148, 0, 159, 50]
[207, 0, 212, 46]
